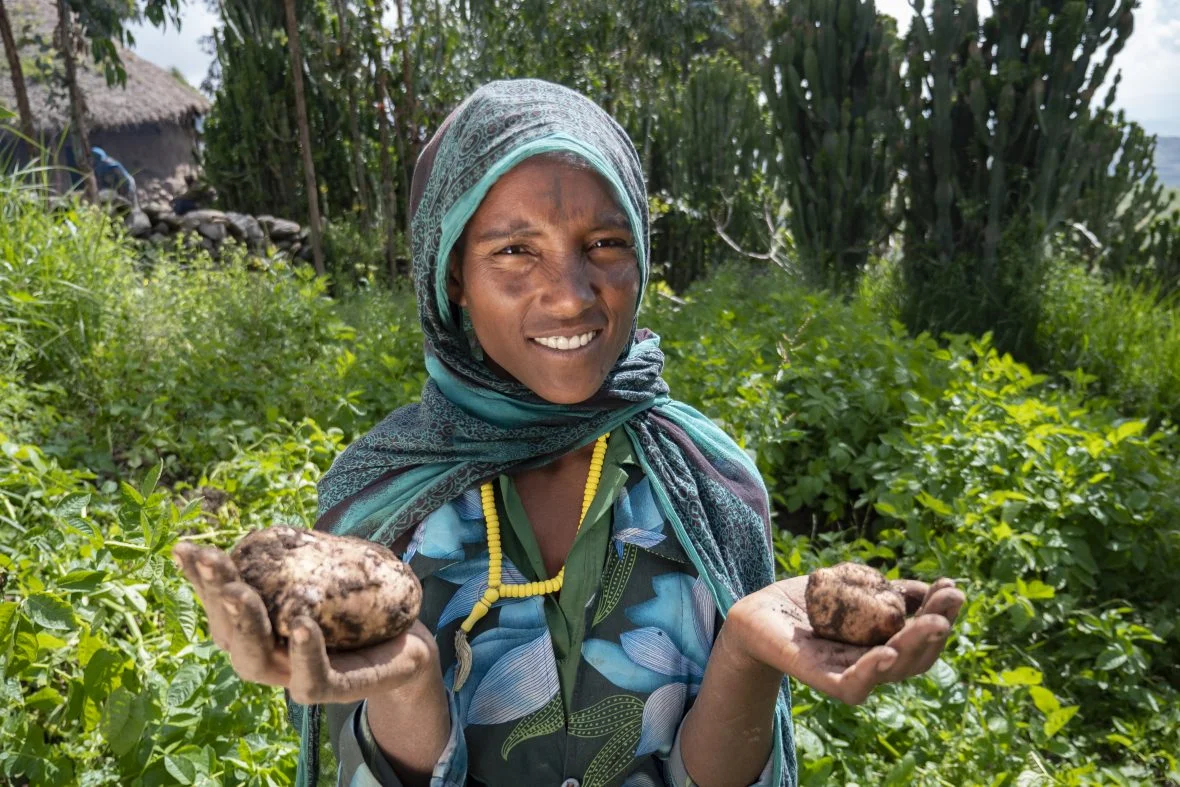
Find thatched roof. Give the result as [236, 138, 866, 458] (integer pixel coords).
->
[0, 0, 210, 134]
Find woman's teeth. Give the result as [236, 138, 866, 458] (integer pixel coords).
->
[533, 331, 599, 351]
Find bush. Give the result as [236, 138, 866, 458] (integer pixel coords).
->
[1037, 260, 1180, 427]
[0, 441, 301, 784]
[649, 265, 1180, 783]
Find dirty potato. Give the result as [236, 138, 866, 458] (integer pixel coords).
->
[231, 526, 421, 651]
[804, 562, 905, 646]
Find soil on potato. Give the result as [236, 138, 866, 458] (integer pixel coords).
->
[232, 526, 421, 651]
[804, 562, 905, 647]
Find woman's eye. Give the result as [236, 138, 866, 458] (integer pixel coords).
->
[496, 244, 530, 256]
[589, 238, 633, 250]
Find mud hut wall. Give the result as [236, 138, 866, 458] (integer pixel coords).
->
[91, 120, 201, 186]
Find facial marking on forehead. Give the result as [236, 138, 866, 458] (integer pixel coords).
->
[542, 169, 566, 222]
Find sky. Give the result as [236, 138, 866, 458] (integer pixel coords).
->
[130, 0, 1180, 138]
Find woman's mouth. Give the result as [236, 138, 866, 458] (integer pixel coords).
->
[531, 330, 600, 351]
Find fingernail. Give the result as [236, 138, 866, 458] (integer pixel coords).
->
[878, 654, 897, 672]
[292, 627, 308, 645]
[222, 599, 240, 617]
[928, 631, 948, 644]
[197, 562, 215, 582]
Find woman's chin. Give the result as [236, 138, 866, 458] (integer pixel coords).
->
[528, 381, 604, 405]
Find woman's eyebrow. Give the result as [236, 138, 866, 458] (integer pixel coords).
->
[473, 220, 542, 243]
[596, 211, 631, 232]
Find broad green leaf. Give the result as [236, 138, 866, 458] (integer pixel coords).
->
[1095, 648, 1128, 671]
[883, 752, 917, 786]
[1043, 705, 1079, 738]
[8, 628, 38, 676]
[999, 667, 1043, 686]
[164, 753, 198, 784]
[140, 461, 164, 500]
[166, 663, 206, 708]
[84, 648, 124, 699]
[1105, 733, 1134, 748]
[101, 686, 148, 757]
[54, 492, 90, 518]
[25, 593, 76, 631]
[58, 569, 110, 592]
[926, 658, 958, 690]
[916, 490, 952, 516]
[1028, 685, 1060, 715]
[1016, 578, 1055, 600]
[120, 482, 145, 507]
[25, 686, 65, 712]
[0, 601, 17, 641]
[1107, 420, 1146, 444]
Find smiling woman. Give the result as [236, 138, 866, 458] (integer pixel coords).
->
[172, 78, 964, 787]
[448, 155, 640, 404]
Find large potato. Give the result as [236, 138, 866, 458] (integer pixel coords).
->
[804, 562, 905, 646]
[230, 526, 421, 651]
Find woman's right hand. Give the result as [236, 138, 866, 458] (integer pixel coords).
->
[172, 541, 440, 705]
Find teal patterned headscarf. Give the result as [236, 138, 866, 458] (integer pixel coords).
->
[292, 79, 797, 786]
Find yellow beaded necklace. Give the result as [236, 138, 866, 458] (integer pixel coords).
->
[453, 432, 610, 691]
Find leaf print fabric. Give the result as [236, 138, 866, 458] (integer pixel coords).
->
[330, 443, 779, 787]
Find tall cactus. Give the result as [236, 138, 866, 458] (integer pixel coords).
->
[1069, 110, 1175, 280]
[764, 0, 902, 294]
[650, 53, 770, 289]
[899, 0, 1138, 359]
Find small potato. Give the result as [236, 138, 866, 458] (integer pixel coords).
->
[805, 562, 905, 646]
[231, 526, 421, 651]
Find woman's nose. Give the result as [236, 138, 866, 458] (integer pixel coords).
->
[541, 252, 595, 316]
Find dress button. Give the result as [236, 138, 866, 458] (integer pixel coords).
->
[560, 780, 580, 787]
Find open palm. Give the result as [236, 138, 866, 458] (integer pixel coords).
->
[726, 574, 965, 705]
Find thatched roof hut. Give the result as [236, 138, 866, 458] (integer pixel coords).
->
[0, 0, 211, 193]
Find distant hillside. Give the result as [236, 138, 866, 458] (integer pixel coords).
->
[1157, 137, 1180, 188]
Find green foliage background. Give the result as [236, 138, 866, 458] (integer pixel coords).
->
[1, 164, 1178, 784]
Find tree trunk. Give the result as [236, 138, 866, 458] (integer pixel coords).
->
[376, 64, 398, 282]
[283, 0, 325, 277]
[55, 0, 95, 200]
[334, 0, 370, 227]
[0, 0, 37, 152]
[394, 0, 415, 237]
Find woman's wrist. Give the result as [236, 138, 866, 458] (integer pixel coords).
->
[365, 657, 451, 786]
[715, 597, 787, 683]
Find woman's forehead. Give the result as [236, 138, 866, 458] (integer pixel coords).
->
[469, 156, 630, 230]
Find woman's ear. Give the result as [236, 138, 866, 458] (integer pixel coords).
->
[445, 249, 466, 308]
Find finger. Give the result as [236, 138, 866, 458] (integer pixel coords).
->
[916, 578, 957, 615]
[221, 582, 286, 683]
[172, 543, 239, 649]
[826, 646, 898, 705]
[287, 616, 336, 704]
[881, 614, 951, 680]
[193, 545, 241, 591]
[171, 541, 209, 595]
[891, 579, 930, 616]
[920, 584, 966, 624]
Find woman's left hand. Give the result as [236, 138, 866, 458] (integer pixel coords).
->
[721, 574, 966, 705]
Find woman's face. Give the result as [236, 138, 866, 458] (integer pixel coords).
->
[448, 156, 640, 404]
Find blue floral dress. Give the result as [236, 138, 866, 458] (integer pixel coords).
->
[328, 432, 774, 787]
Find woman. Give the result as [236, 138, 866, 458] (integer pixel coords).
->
[173, 79, 964, 787]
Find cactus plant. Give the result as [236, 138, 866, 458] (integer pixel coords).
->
[1069, 110, 1176, 283]
[764, 0, 902, 294]
[899, 0, 1138, 359]
[650, 53, 771, 290]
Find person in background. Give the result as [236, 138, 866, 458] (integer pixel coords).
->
[90, 147, 138, 208]
[171, 172, 218, 216]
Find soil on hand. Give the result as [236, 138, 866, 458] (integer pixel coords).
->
[804, 562, 905, 646]
[231, 526, 421, 651]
